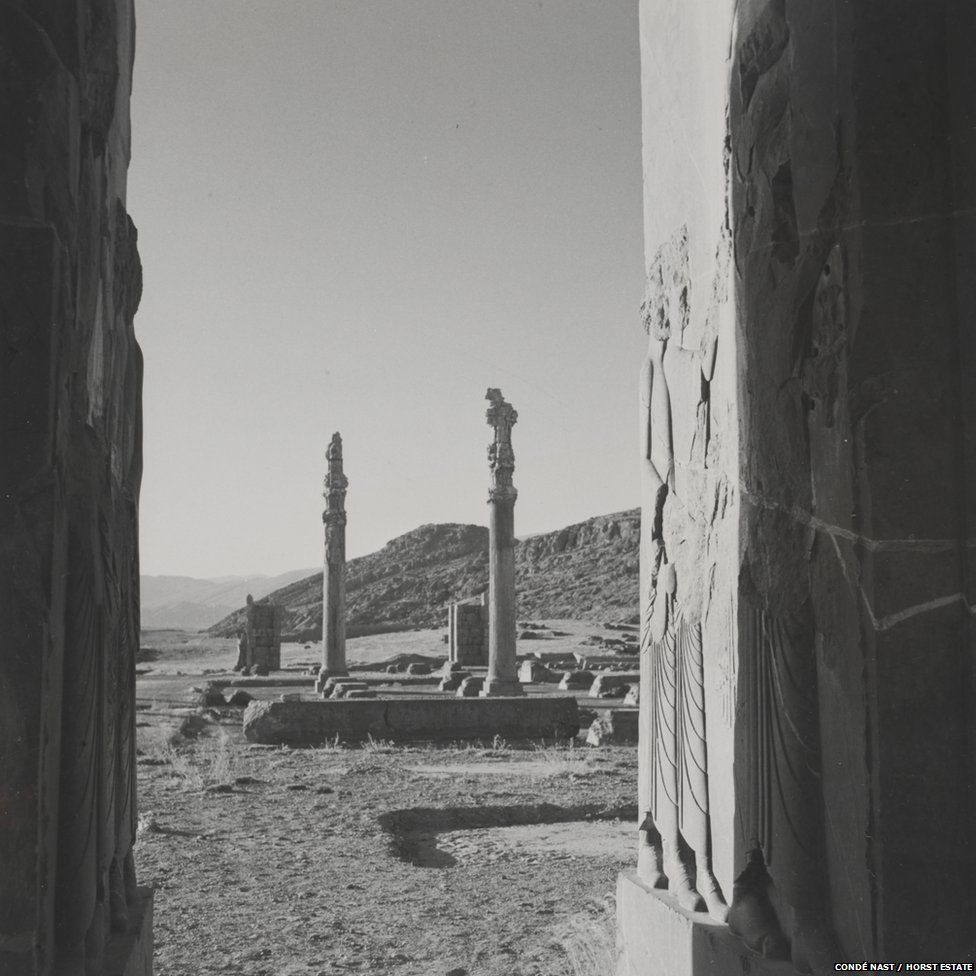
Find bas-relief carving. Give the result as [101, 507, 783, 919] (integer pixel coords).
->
[637, 226, 728, 922]
[724, 3, 848, 971]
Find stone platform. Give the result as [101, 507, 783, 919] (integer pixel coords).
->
[102, 887, 154, 976]
[210, 675, 314, 689]
[242, 696, 580, 745]
[617, 872, 797, 976]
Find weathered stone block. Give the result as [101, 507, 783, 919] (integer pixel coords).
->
[558, 670, 595, 691]
[517, 660, 558, 684]
[588, 672, 640, 698]
[242, 696, 580, 745]
[585, 709, 639, 746]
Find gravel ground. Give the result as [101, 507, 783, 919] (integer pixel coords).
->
[135, 702, 636, 976]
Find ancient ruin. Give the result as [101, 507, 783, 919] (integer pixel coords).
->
[0, 2, 153, 973]
[234, 595, 281, 673]
[619, 2, 976, 973]
[317, 431, 349, 689]
[447, 595, 488, 667]
[481, 389, 523, 697]
[243, 696, 579, 745]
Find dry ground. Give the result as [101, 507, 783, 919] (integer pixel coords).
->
[135, 629, 638, 976]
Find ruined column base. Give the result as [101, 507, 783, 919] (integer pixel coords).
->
[314, 669, 348, 693]
[479, 679, 524, 697]
[617, 872, 796, 976]
[102, 886, 154, 976]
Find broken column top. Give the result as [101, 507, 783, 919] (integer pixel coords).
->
[486, 388, 517, 502]
[323, 431, 348, 523]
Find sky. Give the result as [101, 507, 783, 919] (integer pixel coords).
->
[129, 0, 644, 579]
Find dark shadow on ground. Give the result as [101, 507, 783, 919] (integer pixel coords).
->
[378, 802, 637, 868]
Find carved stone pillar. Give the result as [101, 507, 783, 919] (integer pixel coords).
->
[481, 389, 523, 697]
[318, 432, 348, 685]
[620, 2, 976, 972]
[0, 4, 153, 973]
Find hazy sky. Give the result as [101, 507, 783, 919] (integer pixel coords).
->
[130, 0, 643, 578]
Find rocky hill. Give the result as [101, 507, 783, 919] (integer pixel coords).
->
[209, 510, 640, 641]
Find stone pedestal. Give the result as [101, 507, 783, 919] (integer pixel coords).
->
[617, 873, 795, 976]
[318, 432, 348, 686]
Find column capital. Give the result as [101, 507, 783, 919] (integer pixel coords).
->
[486, 388, 517, 498]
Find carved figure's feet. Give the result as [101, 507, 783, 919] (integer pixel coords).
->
[663, 840, 705, 913]
[791, 913, 840, 976]
[728, 883, 788, 960]
[696, 866, 729, 923]
[637, 838, 667, 888]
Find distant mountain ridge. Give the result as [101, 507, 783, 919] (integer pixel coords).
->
[141, 569, 318, 631]
[208, 510, 640, 641]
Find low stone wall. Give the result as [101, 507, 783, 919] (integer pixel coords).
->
[242, 696, 579, 745]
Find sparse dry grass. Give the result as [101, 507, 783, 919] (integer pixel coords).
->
[143, 728, 234, 790]
[549, 894, 618, 976]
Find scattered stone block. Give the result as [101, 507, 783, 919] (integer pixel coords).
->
[406, 662, 431, 675]
[518, 660, 557, 684]
[585, 709, 639, 746]
[558, 670, 595, 691]
[344, 689, 377, 699]
[228, 690, 254, 707]
[622, 685, 639, 707]
[588, 672, 640, 698]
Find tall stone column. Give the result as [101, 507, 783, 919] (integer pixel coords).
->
[318, 432, 348, 685]
[481, 389, 523, 697]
